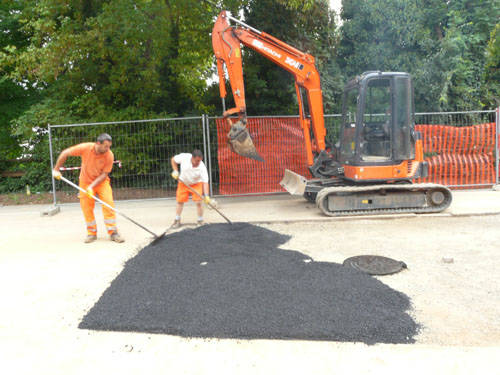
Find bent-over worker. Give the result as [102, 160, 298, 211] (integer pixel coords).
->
[52, 133, 125, 243]
[170, 150, 213, 228]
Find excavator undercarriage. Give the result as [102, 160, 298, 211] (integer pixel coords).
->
[280, 169, 452, 216]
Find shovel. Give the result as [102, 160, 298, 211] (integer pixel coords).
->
[59, 175, 167, 244]
[177, 177, 232, 225]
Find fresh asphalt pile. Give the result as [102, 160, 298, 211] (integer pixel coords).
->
[79, 223, 419, 344]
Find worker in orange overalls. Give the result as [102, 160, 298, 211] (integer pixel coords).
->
[170, 149, 213, 228]
[52, 133, 125, 243]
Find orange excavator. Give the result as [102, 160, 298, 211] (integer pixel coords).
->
[212, 11, 452, 216]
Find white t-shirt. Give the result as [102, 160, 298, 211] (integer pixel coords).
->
[173, 153, 209, 186]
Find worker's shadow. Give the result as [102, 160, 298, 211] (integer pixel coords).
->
[79, 223, 418, 344]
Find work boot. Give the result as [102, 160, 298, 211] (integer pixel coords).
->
[171, 219, 181, 229]
[110, 232, 125, 243]
[84, 235, 97, 243]
[197, 219, 204, 227]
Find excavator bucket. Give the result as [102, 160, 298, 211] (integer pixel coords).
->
[228, 120, 264, 162]
[280, 169, 308, 195]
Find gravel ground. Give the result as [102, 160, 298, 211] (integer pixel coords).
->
[80, 223, 418, 344]
[1, 198, 500, 374]
[265, 216, 500, 346]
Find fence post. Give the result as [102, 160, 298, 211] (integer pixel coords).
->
[202, 114, 208, 167]
[48, 124, 57, 207]
[205, 114, 214, 197]
[496, 107, 500, 186]
[202, 114, 214, 196]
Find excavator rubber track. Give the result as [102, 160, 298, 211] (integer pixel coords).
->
[315, 183, 452, 217]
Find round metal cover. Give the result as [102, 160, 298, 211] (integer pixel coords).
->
[343, 255, 407, 276]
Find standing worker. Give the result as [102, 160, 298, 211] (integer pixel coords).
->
[52, 133, 125, 243]
[170, 150, 213, 228]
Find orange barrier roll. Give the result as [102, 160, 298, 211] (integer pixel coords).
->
[216, 121, 496, 194]
[415, 123, 495, 155]
[421, 153, 494, 186]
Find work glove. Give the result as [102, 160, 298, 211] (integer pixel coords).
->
[86, 187, 95, 199]
[206, 198, 217, 209]
[171, 170, 179, 180]
[204, 196, 218, 209]
[52, 169, 62, 180]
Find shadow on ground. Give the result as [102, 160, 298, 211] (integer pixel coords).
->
[79, 223, 419, 344]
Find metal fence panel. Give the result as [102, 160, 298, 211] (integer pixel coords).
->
[48, 109, 499, 204]
[210, 116, 311, 196]
[415, 111, 496, 125]
[415, 111, 497, 188]
[496, 107, 500, 185]
[206, 116, 220, 195]
[49, 117, 204, 204]
[210, 111, 497, 195]
[324, 114, 343, 147]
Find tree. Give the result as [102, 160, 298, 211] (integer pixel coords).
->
[482, 22, 499, 107]
[213, 0, 341, 116]
[0, 0, 249, 192]
[338, 0, 499, 111]
[0, 1, 38, 165]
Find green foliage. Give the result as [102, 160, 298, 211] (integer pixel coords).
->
[7, 0, 218, 120]
[0, 0, 498, 193]
[483, 24, 500, 107]
[339, 0, 499, 111]
[0, 0, 244, 192]
[226, 0, 341, 115]
[0, 130, 52, 194]
[0, 0, 39, 169]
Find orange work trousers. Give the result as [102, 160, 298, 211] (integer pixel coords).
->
[79, 180, 117, 236]
[176, 181, 203, 203]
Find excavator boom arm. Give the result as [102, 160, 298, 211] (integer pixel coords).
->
[212, 11, 327, 165]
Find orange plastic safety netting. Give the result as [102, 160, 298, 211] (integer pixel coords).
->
[215, 119, 497, 195]
[215, 117, 311, 195]
[415, 123, 496, 186]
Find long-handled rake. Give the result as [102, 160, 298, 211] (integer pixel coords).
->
[178, 178, 232, 224]
[59, 176, 167, 244]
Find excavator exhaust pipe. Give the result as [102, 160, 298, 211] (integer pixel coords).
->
[280, 169, 307, 195]
[228, 120, 264, 162]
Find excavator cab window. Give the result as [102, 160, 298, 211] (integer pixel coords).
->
[340, 86, 359, 162]
[393, 76, 415, 161]
[360, 78, 392, 162]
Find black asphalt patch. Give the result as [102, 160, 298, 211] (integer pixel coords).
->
[79, 223, 419, 344]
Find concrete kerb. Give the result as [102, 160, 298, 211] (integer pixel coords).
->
[38, 205, 500, 222]
[245, 213, 419, 225]
[241, 211, 500, 226]
[41, 188, 500, 220]
[448, 211, 500, 218]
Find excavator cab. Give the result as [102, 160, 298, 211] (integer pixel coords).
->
[339, 71, 416, 169]
[281, 72, 426, 196]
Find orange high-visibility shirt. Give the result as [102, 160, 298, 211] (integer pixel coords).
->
[69, 143, 114, 186]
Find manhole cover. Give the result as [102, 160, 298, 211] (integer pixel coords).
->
[343, 255, 407, 276]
